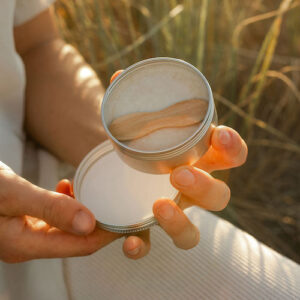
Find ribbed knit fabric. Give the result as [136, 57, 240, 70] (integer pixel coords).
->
[63, 207, 300, 300]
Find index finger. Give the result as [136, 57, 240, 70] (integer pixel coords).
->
[0, 172, 96, 236]
[0, 217, 120, 262]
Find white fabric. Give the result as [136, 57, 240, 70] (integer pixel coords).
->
[0, 143, 69, 300]
[0, 0, 25, 175]
[14, 0, 56, 26]
[63, 208, 300, 300]
[0, 0, 55, 175]
[0, 1, 300, 300]
[0, 1, 67, 300]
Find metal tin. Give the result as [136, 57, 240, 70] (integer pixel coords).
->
[101, 57, 217, 174]
[74, 140, 180, 233]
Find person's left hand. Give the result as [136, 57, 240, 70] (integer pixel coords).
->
[57, 70, 248, 260]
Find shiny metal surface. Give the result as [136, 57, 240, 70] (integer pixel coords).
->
[101, 57, 217, 174]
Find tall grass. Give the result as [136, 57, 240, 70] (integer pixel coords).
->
[54, 0, 300, 262]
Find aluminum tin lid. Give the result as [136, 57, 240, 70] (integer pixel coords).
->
[74, 140, 180, 233]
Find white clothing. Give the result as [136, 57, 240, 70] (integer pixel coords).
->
[0, 1, 299, 300]
[0, 0, 25, 175]
[0, 1, 68, 299]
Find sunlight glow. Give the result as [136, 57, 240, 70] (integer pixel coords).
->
[76, 66, 94, 81]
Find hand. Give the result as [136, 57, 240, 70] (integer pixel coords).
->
[0, 162, 119, 263]
[153, 125, 247, 249]
[57, 70, 248, 260]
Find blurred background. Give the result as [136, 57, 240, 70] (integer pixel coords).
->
[54, 0, 300, 263]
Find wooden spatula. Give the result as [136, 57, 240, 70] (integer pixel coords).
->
[109, 98, 208, 141]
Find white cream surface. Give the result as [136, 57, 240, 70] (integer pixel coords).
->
[104, 60, 209, 152]
[79, 150, 178, 226]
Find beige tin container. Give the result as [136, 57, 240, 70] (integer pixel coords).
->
[101, 57, 217, 174]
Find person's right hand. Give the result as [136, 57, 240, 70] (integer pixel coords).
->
[0, 161, 120, 263]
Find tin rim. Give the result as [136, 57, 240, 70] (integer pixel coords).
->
[101, 57, 214, 160]
[74, 140, 181, 233]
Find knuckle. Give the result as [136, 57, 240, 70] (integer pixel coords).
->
[41, 198, 56, 223]
[197, 177, 217, 203]
[181, 170, 212, 198]
[41, 193, 65, 226]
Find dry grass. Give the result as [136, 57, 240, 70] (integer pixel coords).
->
[54, 0, 300, 263]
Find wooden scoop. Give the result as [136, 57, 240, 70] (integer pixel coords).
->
[109, 98, 208, 141]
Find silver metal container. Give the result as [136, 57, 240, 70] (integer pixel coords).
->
[74, 140, 180, 233]
[101, 57, 217, 174]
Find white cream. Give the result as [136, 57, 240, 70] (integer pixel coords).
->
[79, 150, 178, 226]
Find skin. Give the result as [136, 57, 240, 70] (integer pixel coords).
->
[0, 8, 247, 263]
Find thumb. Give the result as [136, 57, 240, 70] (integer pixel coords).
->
[0, 171, 95, 235]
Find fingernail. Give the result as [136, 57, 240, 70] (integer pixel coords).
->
[173, 168, 195, 186]
[127, 247, 140, 256]
[72, 211, 93, 234]
[157, 203, 174, 220]
[218, 129, 231, 145]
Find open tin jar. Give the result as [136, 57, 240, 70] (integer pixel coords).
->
[101, 57, 217, 174]
[74, 57, 217, 233]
